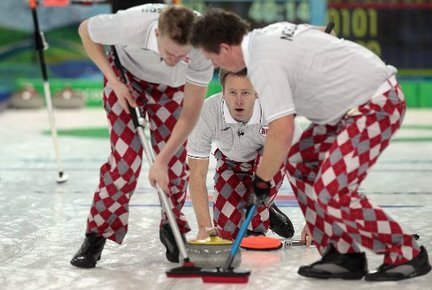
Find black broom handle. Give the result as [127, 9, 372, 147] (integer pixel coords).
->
[30, 0, 49, 82]
[110, 45, 141, 129]
[324, 21, 335, 34]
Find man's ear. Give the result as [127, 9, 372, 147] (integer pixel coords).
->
[219, 43, 231, 54]
[155, 28, 160, 37]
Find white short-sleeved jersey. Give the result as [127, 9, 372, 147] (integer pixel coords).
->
[242, 22, 397, 125]
[87, 3, 213, 88]
[187, 93, 302, 162]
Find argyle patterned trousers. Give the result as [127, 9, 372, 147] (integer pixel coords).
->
[86, 57, 190, 243]
[212, 149, 285, 240]
[286, 83, 420, 265]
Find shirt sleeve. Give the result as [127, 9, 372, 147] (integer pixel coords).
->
[187, 104, 215, 159]
[88, 9, 157, 45]
[185, 48, 214, 87]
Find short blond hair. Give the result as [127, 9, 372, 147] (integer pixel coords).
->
[219, 68, 248, 87]
[159, 6, 196, 45]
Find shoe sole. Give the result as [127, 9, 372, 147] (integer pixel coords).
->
[70, 259, 97, 268]
[365, 264, 432, 281]
[298, 270, 366, 280]
[70, 253, 101, 269]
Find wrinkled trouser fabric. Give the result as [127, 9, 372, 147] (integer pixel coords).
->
[213, 149, 285, 240]
[286, 83, 420, 265]
[86, 56, 190, 243]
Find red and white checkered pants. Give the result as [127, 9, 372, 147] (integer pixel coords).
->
[286, 83, 420, 265]
[213, 149, 285, 240]
[86, 57, 190, 243]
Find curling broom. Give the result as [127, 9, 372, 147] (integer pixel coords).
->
[29, 0, 68, 183]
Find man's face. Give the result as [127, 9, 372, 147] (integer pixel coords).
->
[223, 75, 257, 123]
[157, 31, 192, 67]
[201, 44, 245, 72]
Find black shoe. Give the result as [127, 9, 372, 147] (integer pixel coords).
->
[365, 246, 431, 281]
[269, 203, 295, 238]
[246, 230, 265, 237]
[160, 223, 184, 263]
[298, 245, 367, 280]
[70, 233, 106, 268]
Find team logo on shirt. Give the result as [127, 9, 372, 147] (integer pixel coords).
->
[141, 5, 164, 14]
[259, 126, 268, 137]
[280, 24, 298, 41]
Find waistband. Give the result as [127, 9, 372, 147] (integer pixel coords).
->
[345, 75, 400, 118]
[372, 75, 398, 99]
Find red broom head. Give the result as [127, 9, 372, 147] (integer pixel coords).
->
[201, 268, 251, 284]
[165, 262, 202, 278]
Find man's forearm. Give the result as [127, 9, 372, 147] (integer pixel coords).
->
[188, 158, 212, 230]
[155, 83, 206, 164]
[256, 115, 295, 181]
[78, 20, 118, 85]
[189, 180, 212, 230]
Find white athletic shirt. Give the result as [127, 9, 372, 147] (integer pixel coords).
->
[187, 93, 302, 162]
[242, 22, 397, 125]
[87, 3, 213, 88]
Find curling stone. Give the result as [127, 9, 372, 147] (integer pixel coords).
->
[9, 84, 44, 109]
[186, 228, 241, 269]
[53, 86, 85, 109]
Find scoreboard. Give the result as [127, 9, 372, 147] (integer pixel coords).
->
[328, 0, 432, 72]
[181, 0, 432, 73]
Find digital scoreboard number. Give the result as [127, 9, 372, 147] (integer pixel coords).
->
[327, 1, 432, 71]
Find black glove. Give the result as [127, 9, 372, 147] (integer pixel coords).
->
[251, 175, 271, 206]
